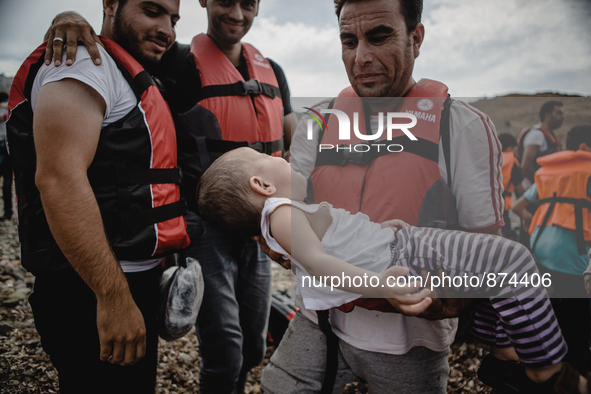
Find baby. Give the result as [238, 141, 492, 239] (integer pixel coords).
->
[197, 147, 589, 393]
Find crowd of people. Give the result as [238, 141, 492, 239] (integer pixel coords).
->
[3, 0, 591, 393]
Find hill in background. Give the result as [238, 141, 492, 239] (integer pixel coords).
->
[470, 93, 591, 145]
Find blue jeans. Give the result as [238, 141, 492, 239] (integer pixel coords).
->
[181, 211, 272, 394]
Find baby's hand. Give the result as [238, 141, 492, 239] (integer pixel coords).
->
[376, 266, 433, 315]
[380, 219, 409, 235]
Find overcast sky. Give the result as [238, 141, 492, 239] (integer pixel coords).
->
[0, 0, 590, 98]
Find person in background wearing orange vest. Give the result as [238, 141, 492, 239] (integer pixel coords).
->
[516, 100, 565, 187]
[515, 101, 565, 249]
[513, 125, 591, 374]
[498, 133, 525, 239]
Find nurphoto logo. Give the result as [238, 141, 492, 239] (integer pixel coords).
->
[303, 107, 418, 154]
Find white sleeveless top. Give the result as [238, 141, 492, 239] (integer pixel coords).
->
[261, 198, 395, 310]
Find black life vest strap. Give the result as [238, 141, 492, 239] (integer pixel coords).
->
[196, 79, 281, 102]
[532, 193, 591, 256]
[201, 138, 284, 155]
[120, 199, 188, 235]
[131, 71, 156, 98]
[316, 310, 339, 394]
[314, 136, 439, 167]
[88, 165, 184, 239]
[88, 166, 183, 187]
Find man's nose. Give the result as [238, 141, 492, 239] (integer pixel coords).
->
[355, 40, 374, 66]
[228, 3, 244, 21]
[156, 17, 175, 42]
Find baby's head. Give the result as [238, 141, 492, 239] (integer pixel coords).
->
[198, 148, 262, 236]
[197, 147, 304, 237]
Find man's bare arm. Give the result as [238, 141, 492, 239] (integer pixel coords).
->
[521, 144, 541, 183]
[34, 78, 145, 366]
[44, 11, 102, 67]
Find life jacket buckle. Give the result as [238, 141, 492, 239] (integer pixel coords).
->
[340, 144, 366, 166]
[242, 79, 263, 95]
[249, 141, 267, 153]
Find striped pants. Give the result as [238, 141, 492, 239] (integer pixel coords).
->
[394, 226, 567, 368]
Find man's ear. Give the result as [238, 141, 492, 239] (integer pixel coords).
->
[410, 23, 425, 59]
[250, 176, 276, 196]
[103, 0, 117, 17]
[579, 142, 591, 152]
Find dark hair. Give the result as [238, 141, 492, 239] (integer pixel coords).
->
[539, 100, 563, 122]
[566, 125, 591, 151]
[197, 153, 261, 237]
[0, 91, 8, 103]
[334, 0, 423, 33]
[103, 0, 129, 22]
[497, 133, 517, 151]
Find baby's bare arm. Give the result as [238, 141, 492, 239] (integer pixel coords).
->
[269, 206, 419, 299]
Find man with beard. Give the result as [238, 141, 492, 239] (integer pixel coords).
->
[517, 100, 565, 187]
[6, 1, 189, 393]
[261, 0, 504, 392]
[46, 1, 292, 393]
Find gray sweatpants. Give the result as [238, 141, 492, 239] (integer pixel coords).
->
[260, 311, 450, 394]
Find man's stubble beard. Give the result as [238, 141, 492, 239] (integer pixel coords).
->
[113, 10, 160, 69]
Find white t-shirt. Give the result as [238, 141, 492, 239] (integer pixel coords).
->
[31, 45, 136, 126]
[290, 97, 503, 355]
[261, 197, 396, 310]
[31, 44, 160, 273]
[522, 125, 548, 152]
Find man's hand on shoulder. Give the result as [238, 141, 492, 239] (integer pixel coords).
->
[45, 11, 102, 67]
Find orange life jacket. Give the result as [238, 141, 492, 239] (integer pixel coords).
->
[190, 34, 283, 152]
[175, 34, 285, 212]
[309, 79, 459, 313]
[502, 152, 520, 210]
[529, 150, 591, 255]
[7, 38, 190, 275]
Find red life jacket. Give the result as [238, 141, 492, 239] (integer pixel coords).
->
[515, 125, 562, 167]
[190, 33, 283, 150]
[529, 150, 591, 255]
[502, 152, 520, 210]
[309, 79, 458, 313]
[174, 34, 284, 212]
[7, 38, 190, 275]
